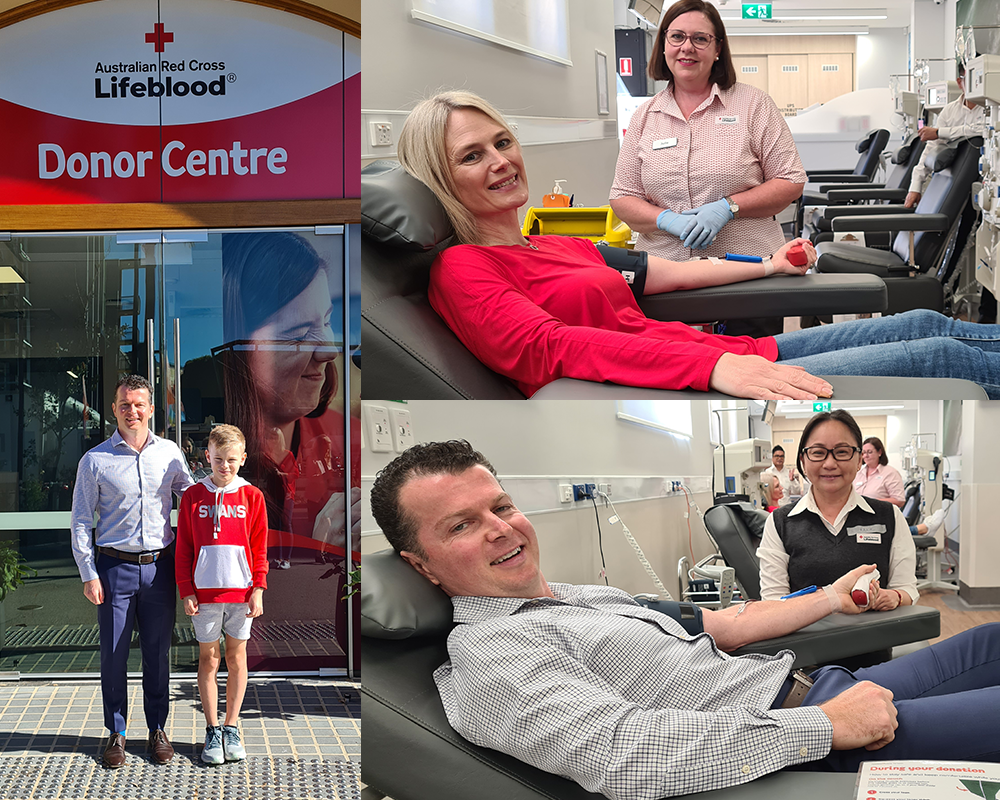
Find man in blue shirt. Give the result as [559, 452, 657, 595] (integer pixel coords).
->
[71, 375, 193, 769]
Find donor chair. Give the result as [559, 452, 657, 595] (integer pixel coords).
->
[361, 549, 940, 800]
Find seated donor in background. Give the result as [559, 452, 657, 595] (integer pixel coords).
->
[370, 440, 1000, 800]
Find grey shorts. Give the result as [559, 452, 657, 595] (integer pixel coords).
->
[191, 602, 254, 642]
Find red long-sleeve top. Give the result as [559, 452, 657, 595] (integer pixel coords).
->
[427, 235, 778, 396]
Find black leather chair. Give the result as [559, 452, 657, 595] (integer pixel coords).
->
[814, 137, 984, 314]
[794, 129, 891, 236]
[806, 135, 928, 244]
[362, 548, 940, 800]
[362, 160, 986, 400]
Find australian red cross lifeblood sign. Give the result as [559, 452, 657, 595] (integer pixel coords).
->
[0, 0, 360, 204]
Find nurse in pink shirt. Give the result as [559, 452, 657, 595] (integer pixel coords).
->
[610, 0, 805, 265]
[854, 437, 905, 508]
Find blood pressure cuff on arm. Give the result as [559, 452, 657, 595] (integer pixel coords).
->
[634, 598, 705, 635]
[596, 243, 648, 300]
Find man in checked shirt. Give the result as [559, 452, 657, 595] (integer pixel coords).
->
[71, 375, 194, 769]
[370, 440, 1000, 800]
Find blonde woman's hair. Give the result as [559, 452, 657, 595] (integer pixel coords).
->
[397, 90, 520, 245]
[207, 423, 246, 452]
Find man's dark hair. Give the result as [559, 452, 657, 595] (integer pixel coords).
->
[863, 436, 889, 466]
[114, 374, 153, 402]
[796, 409, 863, 472]
[772, 445, 785, 456]
[370, 440, 496, 556]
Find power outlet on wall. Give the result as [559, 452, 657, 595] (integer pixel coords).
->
[369, 121, 393, 146]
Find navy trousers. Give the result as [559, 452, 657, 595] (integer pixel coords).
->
[96, 551, 175, 734]
[799, 622, 1000, 768]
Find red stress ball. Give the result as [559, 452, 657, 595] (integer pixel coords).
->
[787, 243, 809, 267]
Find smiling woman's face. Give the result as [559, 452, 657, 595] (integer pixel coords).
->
[248, 270, 336, 425]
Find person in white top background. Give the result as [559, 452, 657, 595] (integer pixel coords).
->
[763, 445, 805, 507]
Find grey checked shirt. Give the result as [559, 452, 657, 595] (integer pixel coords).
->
[71, 429, 194, 582]
[435, 583, 832, 800]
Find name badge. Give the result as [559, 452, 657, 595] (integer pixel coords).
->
[716, 115, 738, 125]
[849, 524, 886, 544]
[652, 137, 678, 149]
[856, 533, 882, 544]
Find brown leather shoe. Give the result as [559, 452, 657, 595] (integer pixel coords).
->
[148, 729, 174, 764]
[103, 733, 126, 769]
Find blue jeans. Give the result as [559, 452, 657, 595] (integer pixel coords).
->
[773, 309, 1000, 398]
[798, 623, 1000, 769]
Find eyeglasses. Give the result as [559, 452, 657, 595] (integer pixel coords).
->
[802, 446, 861, 462]
[665, 30, 718, 50]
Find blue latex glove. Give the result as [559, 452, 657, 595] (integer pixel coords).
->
[680, 198, 734, 250]
[656, 209, 697, 240]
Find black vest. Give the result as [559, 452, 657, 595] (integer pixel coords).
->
[772, 497, 896, 593]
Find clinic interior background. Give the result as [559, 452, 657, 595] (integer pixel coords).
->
[361, 400, 1000, 606]
[361, 0, 987, 216]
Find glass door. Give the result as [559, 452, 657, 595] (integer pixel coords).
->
[0, 227, 357, 676]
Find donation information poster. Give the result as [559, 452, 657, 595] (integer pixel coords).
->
[856, 761, 1000, 800]
[0, 0, 359, 204]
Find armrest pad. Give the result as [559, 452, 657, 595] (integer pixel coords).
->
[818, 182, 886, 193]
[825, 188, 908, 203]
[832, 213, 950, 233]
[806, 169, 853, 178]
[824, 205, 911, 220]
[732, 605, 941, 668]
[808, 173, 870, 183]
[636, 274, 886, 322]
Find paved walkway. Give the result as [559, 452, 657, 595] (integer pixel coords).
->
[0, 676, 360, 799]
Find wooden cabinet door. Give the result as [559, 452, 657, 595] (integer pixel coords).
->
[768, 54, 809, 116]
[808, 52, 854, 106]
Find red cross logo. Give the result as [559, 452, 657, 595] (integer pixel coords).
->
[145, 23, 174, 53]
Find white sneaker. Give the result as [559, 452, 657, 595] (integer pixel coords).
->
[202, 726, 224, 765]
[222, 725, 246, 761]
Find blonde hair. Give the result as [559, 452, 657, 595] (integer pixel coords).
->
[207, 424, 246, 452]
[397, 90, 520, 245]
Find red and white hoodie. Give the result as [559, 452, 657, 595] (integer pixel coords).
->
[176, 475, 269, 604]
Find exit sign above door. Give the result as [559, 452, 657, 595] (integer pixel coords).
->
[742, 4, 772, 19]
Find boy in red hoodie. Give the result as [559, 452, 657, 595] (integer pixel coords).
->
[176, 424, 268, 765]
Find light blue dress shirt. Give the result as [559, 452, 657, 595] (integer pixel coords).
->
[71, 429, 195, 583]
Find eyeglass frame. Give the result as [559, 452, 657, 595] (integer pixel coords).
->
[801, 445, 862, 463]
[664, 29, 720, 50]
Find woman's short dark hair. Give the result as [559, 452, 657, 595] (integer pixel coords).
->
[796, 409, 863, 473]
[649, 0, 737, 90]
[371, 440, 496, 557]
[863, 436, 889, 466]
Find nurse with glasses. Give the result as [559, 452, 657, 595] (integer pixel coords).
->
[756, 410, 918, 632]
[610, 0, 806, 337]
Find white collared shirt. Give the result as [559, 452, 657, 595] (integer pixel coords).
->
[763, 464, 806, 507]
[757, 486, 918, 604]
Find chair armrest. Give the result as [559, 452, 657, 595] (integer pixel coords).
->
[806, 169, 854, 178]
[825, 188, 909, 203]
[831, 213, 950, 233]
[807, 173, 870, 184]
[817, 182, 887, 193]
[531, 377, 987, 400]
[824, 205, 912, 220]
[732, 605, 940, 669]
[636, 274, 886, 322]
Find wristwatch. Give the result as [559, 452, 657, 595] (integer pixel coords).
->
[724, 196, 739, 219]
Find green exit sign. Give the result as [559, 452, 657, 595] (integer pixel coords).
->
[742, 3, 772, 19]
[813, 401, 832, 412]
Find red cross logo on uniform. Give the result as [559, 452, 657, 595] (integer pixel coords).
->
[145, 22, 175, 53]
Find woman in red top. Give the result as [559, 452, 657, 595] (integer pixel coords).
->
[397, 90, 1000, 399]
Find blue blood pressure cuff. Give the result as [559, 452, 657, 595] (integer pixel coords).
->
[596, 243, 648, 300]
[634, 598, 705, 635]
